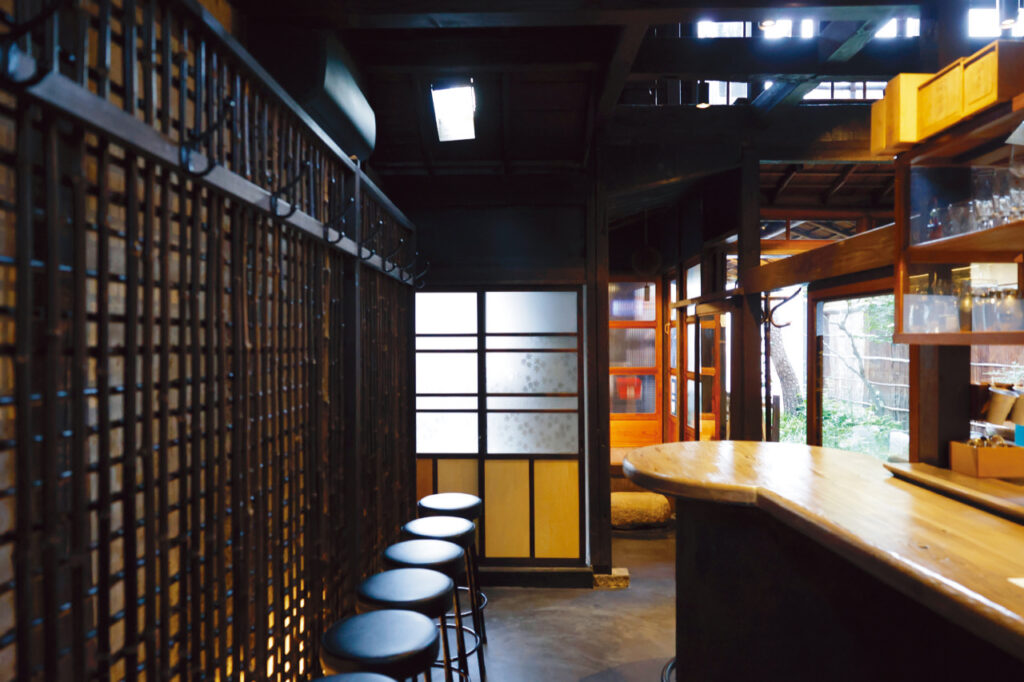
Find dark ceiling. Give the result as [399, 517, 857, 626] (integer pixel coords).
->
[239, 1, 945, 216]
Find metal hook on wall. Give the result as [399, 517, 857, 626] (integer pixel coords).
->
[179, 99, 235, 178]
[269, 159, 311, 219]
[383, 237, 407, 273]
[413, 259, 430, 289]
[399, 251, 418, 282]
[0, 0, 75, 89]
[359, 218, 385, 260]
[764, 288, 800, 329]
[323, 196, 356, 244]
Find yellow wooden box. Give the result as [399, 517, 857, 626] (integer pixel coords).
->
[950, 441, 1024, 478]
[872, 74, 932, 155]
[917, 58, 965, 140]
[870, 97, 888, 156]
[963, 40, 1024, 118]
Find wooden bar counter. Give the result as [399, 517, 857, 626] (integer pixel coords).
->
[624, 441, 1024, 679]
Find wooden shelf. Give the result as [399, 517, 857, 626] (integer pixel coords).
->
[907, 219, 1024, 261]
[894, 331, 1024, 345]
[886, 462, 1024, 524]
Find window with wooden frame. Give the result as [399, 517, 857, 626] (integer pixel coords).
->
[609, 280, 661, 448]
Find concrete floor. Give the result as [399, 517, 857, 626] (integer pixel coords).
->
[450, 529, 676, 682]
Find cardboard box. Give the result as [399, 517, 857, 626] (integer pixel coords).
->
[950, 441, 1024, 478]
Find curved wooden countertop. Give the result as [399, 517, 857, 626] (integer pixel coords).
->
[623, 441, 1024, 662]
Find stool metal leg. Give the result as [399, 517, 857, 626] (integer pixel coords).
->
[452, 588, 470, 678]
[439, 612, 455, 682]
[468, 545, 487, 644]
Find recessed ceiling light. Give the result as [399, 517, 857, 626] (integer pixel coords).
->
[696, 102, 711, 109]
[431, 83, 476, 142]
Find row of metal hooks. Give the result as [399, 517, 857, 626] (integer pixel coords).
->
[173, 90, 428, 287]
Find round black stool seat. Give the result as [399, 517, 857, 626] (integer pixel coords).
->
[358, 568, 454, 620]
[313, 674, 398, 682]
[320, 610, 439, 679]
[384, 539, 465, 579]
[403, 516, 475, 549]
[418, 493, 482, 521]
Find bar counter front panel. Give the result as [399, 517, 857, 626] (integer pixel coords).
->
[624, 441, 1024, 679]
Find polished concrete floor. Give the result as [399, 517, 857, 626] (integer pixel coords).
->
[451, 529, 676, 682]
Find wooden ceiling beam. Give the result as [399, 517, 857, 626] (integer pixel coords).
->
[596, 24, 650, 125]
[773, 164, 802, 203]
[821, 164, 856, 204]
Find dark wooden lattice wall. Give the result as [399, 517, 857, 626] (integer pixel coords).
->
[0, 0, 417, 679]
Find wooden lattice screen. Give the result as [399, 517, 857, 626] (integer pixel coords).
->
[0, 0, 417, 679]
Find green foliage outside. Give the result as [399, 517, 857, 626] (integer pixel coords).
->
[778, 398, 905, 461]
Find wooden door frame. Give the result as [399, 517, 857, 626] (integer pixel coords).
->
[609, 277, 662, 447]
[664, 271, 680, 442]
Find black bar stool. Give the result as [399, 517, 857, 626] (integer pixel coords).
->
[358, 568, 463, 682]
[417, 493, 488, 644]
[320, 609, 439, 682]
[313, 671, 401, 675]
[383, 539, 483, 681]
[402, 515, 487, 664]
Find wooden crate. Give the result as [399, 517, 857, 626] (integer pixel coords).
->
[963, 40, 1024, 118]
[950, 440, 1024, 478]
[872, 74, 933, 155]
[870, 97, 888, 156]
[917, 58, 965, 139]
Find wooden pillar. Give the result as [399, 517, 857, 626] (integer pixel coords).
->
[344, 165, 365, 575]
[732, 146, 763, 440]
[911, 345, 971, 466]
[587, 158, 612, 574]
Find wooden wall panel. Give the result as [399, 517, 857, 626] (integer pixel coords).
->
[417, 459, 434, 502]
[534, 460, 580, 558]
[610, 419, 660, 448]
[437, 458, 480, 496]
[484, 460, 530, 558]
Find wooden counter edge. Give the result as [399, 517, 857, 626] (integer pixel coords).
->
[621, 457, 759, 505]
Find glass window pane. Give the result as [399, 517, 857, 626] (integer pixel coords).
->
[486, 291, 577, 333]
[487, 412, 578, 454]
[417, 396, 477, 410]
[670, 326, 678, 370]
[417, 412, 478, 453]
[700, 326, 715, 368]
[687, 379, 696, 427]
[417, 336, 477, 350]
[820, 294, 909, 461]
[685, 266, 701, 300]
[610, 375, 656, 414]
[486, 335, 576, 350]
[609, 328, 657, 368]
[766, 286, 807, 444]
[488, 396, 578, 410]
[670, 279, 678, 320]
[700, 374, 714, 413]
[416, 292, 477, 334]
[487, 352, 577, 394]
[670, 375, 678, 417]
[609, 282, 656, 321]
[417, 352, 477, 394]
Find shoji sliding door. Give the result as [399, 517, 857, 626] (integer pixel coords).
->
[415, 289, 585, 566]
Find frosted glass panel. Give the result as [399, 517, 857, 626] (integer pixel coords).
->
[417, 412, 478, 453]
[486, 291, 577, 333]
[417, 396, 478, 410]
[416, 353, 477, 394]
[687, 323, 696, 372]
[610, 375, 656, 414]
[609, 282, 655, 321]
[488, 397, 578, 410]
[686, 265, 701, 299]
[487, 352, 577, 394]
[487, 412, 578, 454]
[609, 328, 656, 368]
[417, 336, 477, 350]
[486, 335, 576, 350]
[687, 379, 696, 427]
[416, 292, 477, 334]
[670, 327, 678, 369]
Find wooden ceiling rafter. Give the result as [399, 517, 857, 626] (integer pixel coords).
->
[821, 164, 857, 204]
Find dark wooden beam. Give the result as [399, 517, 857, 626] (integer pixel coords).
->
[411, 76, 437, 175]
[821, 164, 856, 203]
[630, 36, 922, 81]
[294, 1, 920, 29]
[596, 24, 649, 125]
[872, 175, 896, 205]
[753, 14, 896, 110]
[500, 73, 511, 175]
[773, 164, 802, 203]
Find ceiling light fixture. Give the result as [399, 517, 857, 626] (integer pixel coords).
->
[758, 18, 777, 30]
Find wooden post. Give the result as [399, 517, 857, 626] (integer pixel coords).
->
[732, 146, 763, 440]
[587, 154, 613, 574]
[912, 346, 971, 466]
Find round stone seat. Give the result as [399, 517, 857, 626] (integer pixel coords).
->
[320, 609, 439, 679]
[358, 568, 454, 620]
[403, 516, 476, 549]
[417, 493, 482, 521]
[383, 539, 465, 580]
[610, 491, 672, 529]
